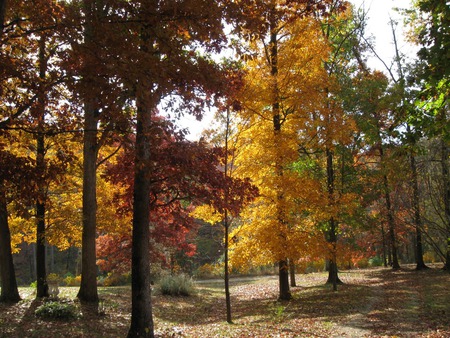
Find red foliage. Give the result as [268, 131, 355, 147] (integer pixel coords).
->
[97, 116, 256, 274]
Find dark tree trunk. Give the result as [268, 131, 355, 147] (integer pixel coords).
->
[441, 138, 450, 271]
[325, 218, 343, 289]
[77, 102, 99, 302]
[127, 83, 154, 337]
[35, 36, 48, 299]
[0, 188, 20, 303]
[379, 144, 400, 270]
[325, 148, 342, 290]
[77, 0, 99, 303]
[381, 224, 388, 267]
[383, 173, 400, 270]
[224, 210, 232, 323]
[0, 0, 7, 32]
[289, 260, 296, 287]
[269, 8, 291, 302]
[410, 149, 428, 270]
[278, 260, 291, 301]
[223, 108, 232, 324]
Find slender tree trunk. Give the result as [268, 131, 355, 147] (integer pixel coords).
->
[325, 148, 342, 289]
[77, 0, 99, 303]
[0, 0, 7, 32]
[35, 35, 48, 299]
[441, 137, 450, 271]
[379, 144, 400, 269]
[224, 210, 232, 323]
[410, 146, 428, 270]
[381, 224, 388, 267]
[0, 188, 20, 303]
[269, 6, 291, 302]
[127, 80, 153, 337]
[223, 108, 232, 324]
[289, 259, 296, 287]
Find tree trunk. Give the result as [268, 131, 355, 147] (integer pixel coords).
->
[269, 7, 291, 302]
[278, 260, 291, 301]
[379, 143, 400, 269]
[77, 100, 99, 302]
[35, 35, 48, 299]
[325, 148, 342, 289]
[77, 0, 99, 303]
[0, 0, 7, 32]
[127, 81, 154, 337]
[223, 108, 232, 324]
[410, 149, 428, 270]
[381, 224, 388, 267]
[224, 210, 232, 323]
[325, 218, 343, 288]
[0, 188, 20, 303]
[289, 260, 296, 287]
[441, 137, 450, 271]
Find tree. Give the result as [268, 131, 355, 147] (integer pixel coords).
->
[406, 0, 450, 270]
[113, 2, 243, 335]
[230, 12, 333, 300]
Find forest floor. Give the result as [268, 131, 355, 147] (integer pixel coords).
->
[0, 265, 449, 337]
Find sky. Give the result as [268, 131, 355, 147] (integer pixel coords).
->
[176, 0, 417, 140]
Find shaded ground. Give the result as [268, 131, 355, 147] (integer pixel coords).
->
[0, 266, 448, 337]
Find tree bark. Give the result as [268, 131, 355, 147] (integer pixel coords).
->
[289, 260, 296, 287]
[223, 108, 232, 324]
[269, 6, 291, 302]
[224, 209, 232, 323]
[35, 35, 48, 299]
[441, 137, 450, 271]
[127, 80, 154, 337]
[278, 260, 291, 301]
[77, 0, 99, 303]
[0, 188, 20, 303]
[0, 0, 7, 32]
[410, 148, 428, 270]
[379, 143, 400, 269]
[325, 148, 343, 289]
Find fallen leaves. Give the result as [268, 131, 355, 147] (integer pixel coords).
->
[0, 266, 449, 337]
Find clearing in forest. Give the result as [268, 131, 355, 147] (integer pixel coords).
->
[0, 266, 448, 337]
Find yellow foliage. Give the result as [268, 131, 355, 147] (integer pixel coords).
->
[190, 204, 223, 225]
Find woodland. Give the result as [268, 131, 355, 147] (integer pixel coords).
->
[0, 0, 449, 337]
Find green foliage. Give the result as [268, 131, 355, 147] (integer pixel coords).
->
[29, 281, 37, 288]
[158, 274, 195, 297]
[35, 300, 78, 320]
[368, 256, 384, 267]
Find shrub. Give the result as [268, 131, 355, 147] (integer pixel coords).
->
[47, 273, 61, 283]
[35, 300, 78, 320]
[102, 272, 131, 286]
[369, 256, 384, 267]
[63, 274, 81, 286]
[159, 274, 194, 296]
[355, 258, 369, 269]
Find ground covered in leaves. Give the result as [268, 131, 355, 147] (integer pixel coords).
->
[1, 266, 449, 337]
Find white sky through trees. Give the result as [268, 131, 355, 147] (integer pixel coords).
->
[177, 0, 416, 140]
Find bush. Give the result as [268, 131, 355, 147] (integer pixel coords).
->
[369, 256, 384, 267]
[159, 274, 194, 296]
[102, 272, 131, 286]
[35, 300, 78, 320]
[63, 274, 81, 286]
